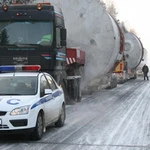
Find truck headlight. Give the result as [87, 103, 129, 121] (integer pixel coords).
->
[10, 105, 30, 115]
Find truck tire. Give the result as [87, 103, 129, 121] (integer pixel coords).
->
[120, 79, 124, 84]
[73, 79, 78, 102]
[77, 85, 82, 102]
[61, 79, 69, 104]
[31, 112, 44, 140]
[114, 78, 117, 88]
[133, 73, 137, 79]
[77, 93, 82, 102]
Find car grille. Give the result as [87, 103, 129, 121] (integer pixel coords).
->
[0, 125, 9, 129]
[0, 111, 7, 116]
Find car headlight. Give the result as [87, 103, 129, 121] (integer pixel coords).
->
[10, 105, 30, 115]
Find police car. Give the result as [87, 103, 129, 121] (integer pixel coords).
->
[0, 65, 66, 140]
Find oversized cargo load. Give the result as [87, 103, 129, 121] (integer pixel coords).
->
[35, 0, 124, 91]
[114, 30, 144, 82]
[124, 32, 144, 70]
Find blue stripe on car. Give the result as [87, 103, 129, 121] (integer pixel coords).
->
[31, 90, 62, 109]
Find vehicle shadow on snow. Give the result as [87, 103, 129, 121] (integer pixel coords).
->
[0, 125, 56, 142]
[0, 134, 30, 142]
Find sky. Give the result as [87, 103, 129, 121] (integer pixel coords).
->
[104, 0, 150, 65]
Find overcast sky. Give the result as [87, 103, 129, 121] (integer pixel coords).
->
[104, 0, 150, 64]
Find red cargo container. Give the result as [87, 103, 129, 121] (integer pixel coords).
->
[66, 48, 85, 66]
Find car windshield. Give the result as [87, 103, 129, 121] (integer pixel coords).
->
[0, 76, 38, 95]
[0, 21, 53, 46]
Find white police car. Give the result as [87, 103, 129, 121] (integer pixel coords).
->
[0, 65, 66, 140]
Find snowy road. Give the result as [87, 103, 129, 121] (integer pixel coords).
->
[1, 77, 150, 150]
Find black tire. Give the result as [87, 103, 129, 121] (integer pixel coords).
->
[31, 113, 44, 140]
[55, 104, 66, 127]
[73, 81, 78, 102]
[133, 73, 137, 79]
[120, 79, 124, 84]
[77, 90, 82, 102]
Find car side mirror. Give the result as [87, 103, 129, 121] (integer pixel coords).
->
[60, 28, 67, 47]
[44, 89, 52, 94]
[61, 28, 66, 41]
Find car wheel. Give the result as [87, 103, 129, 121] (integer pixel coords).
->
[31, 112, 44, 140]
[55, 104, 66, 127]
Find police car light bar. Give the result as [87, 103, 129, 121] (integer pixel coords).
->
[0, 65, 41, 72]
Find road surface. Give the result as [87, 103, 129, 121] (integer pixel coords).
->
[0, 77, 150, 150]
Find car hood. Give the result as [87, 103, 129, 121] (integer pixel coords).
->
[0, 95, 38, 111]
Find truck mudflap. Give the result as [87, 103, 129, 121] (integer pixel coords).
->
[66, 76, 81, 104]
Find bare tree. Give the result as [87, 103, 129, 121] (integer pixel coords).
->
[0, 29, 9, 45]
[100, 0, 118, 19]
[106, 2, 118, 19]
[130, 28, 137, 35]
[118, 21, 130, 33]
[100, 0, 106, 9]
[120, 21, 138, 35]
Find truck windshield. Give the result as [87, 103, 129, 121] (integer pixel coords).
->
[0, 21, 53, 46]
[0, 76, 38, 95]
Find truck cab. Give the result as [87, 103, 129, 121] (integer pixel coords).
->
[0, 2, 66, 84]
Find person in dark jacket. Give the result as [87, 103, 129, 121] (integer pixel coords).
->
[142, 64, 149, 80]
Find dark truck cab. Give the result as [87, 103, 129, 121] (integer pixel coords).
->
[0, 3, 66, 81]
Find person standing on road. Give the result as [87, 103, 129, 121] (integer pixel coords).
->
[142, 64, 149, 80]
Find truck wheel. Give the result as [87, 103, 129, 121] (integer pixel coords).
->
[73, 80, 78, 102]
[77, 89, 82, 102]
[77, 95, 81, 102]
[114, 78, 117, 88]
[133, 73, 137, 79]
[74, 95, 78, 102]
[55, 104, 66, 127]
[120, 79, 124, 84]
[31, 113, 44, 140]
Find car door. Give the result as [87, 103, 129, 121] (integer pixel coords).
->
[40, 75, 56, 124]
[45, 74, 61, 119]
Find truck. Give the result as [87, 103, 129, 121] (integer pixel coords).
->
[114, 23, 144, 83]
[0, 1, 86, 104]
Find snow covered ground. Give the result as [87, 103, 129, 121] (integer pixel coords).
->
[0, 77, 150, 150]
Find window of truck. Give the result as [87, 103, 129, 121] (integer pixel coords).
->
[0, 21, 53, 46]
